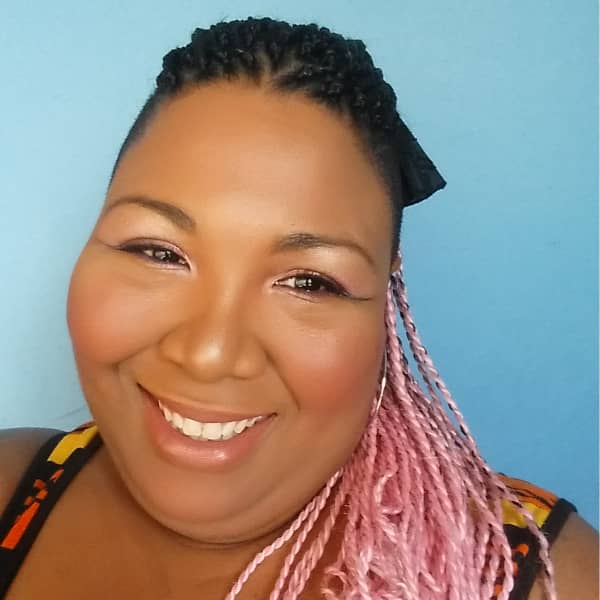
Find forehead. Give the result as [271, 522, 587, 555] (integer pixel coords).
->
[108, 82, 392, 264]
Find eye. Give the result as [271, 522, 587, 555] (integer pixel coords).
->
[118, 241, 189, 268]
[275, 271, 348, 298]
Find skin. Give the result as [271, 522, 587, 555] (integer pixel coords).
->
[63, 80, 398, 593]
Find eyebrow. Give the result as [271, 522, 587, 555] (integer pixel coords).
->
[102, 195, 196, 232]
[103, 195, 375, 269]
[271, 232, 375, 270]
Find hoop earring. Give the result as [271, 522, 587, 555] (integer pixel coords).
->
[373, 352, 388, 415]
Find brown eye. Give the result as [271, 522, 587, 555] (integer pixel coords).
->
[275, 272, 347, 297]
[119, 243, 189, 268]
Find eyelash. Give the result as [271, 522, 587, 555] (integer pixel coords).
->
[117, 242, 350, 298]
[118, 241, 189, 268]
[274, 271, 348, 298]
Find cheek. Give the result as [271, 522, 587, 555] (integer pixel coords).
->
[284, 311, 385, 422]
[267, 309, 386, 498]
[67, 251, 171, 365]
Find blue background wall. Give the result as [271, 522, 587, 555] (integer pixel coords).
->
[1, 2, 597, 526]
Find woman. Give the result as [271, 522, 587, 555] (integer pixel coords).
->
[0, 17, 596, 600]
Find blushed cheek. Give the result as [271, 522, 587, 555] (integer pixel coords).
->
[67, 255, 162, 365]
[287, 317, 385, 421]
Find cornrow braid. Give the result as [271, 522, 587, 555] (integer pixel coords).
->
[110, 17, 446, 258]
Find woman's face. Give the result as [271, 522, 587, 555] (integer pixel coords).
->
[67, 81, 396, 543]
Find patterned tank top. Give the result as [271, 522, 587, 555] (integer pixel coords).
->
[0, 422, 576, 599]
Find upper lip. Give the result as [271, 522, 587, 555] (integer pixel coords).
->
[139, 385, 274, 423]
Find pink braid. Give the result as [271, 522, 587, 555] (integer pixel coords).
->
[391, 255, 555, 599]
[223, 248, 556, 600]
[268, 469, 342, 598]
[281, 475, 348, 599]
[223, 472, 340, 600]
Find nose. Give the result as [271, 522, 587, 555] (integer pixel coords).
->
[157, 291, 268, 382]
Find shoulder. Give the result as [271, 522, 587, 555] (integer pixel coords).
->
[497, 475, 598, 599]
[529, 512, 598, 599]
[0, 427, 64, 514]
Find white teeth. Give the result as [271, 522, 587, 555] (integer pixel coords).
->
[233, 420, 247, 434]
[172, 412, 184, 429]
[182, 418, 203, 437]
[157, 401, 267, 441]
[202, 422, 222, 440]
[221, 421, 236, 440]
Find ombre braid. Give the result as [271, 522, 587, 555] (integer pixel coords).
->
[111, 16, 556, 598]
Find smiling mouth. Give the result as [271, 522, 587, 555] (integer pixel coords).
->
[158, 401, 270, 442]
[139, 386, 274, 442]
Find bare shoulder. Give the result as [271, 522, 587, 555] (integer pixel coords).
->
[529, 512, 599, 599]
[0, 427, 64, 514]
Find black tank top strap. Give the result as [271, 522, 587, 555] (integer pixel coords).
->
[0, 423, 101, 597]
[499, 474, 577, 600]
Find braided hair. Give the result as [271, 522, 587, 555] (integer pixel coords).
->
[110, 17, 555, 599]
[111, 17, 445, 258]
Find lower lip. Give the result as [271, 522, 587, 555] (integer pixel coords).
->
[141, 388, 276, 471]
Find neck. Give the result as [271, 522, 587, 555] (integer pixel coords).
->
[93, 444, 346, 598]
